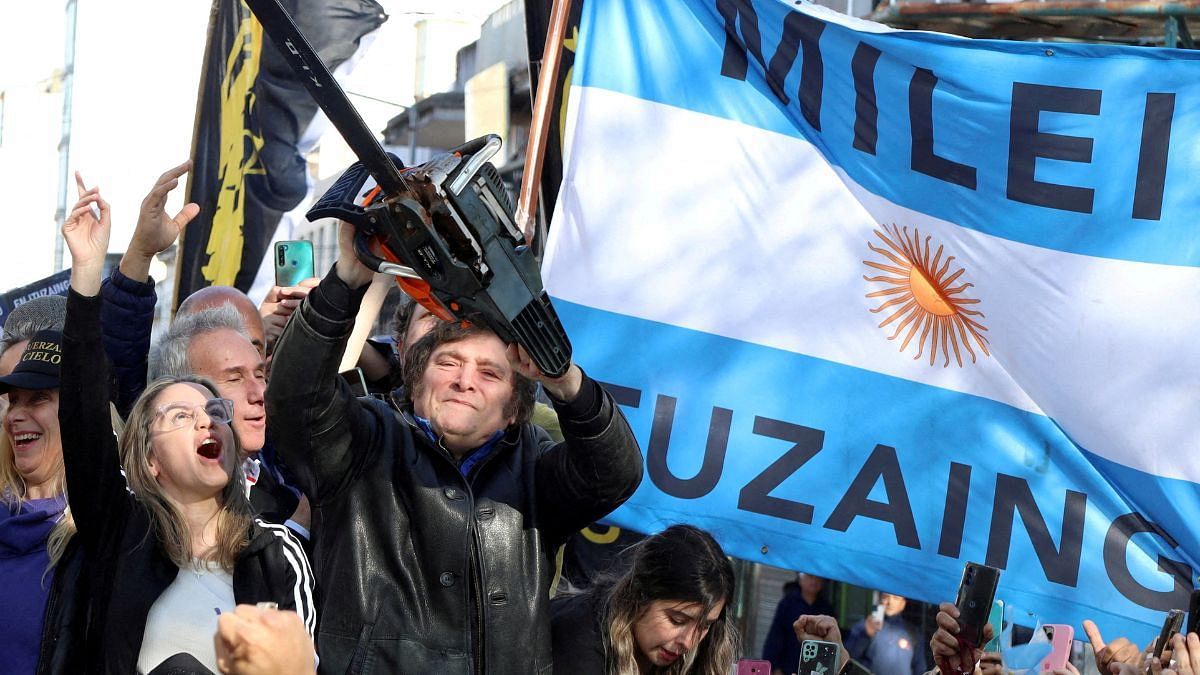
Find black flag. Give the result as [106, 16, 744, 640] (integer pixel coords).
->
[178, 0, 386, 304]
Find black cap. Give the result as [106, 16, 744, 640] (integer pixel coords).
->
[0, 329, 63, 393]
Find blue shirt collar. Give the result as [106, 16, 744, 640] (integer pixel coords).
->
[413, 415, 506, 477]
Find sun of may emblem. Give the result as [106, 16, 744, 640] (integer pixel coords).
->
[862, 224, 990, 367]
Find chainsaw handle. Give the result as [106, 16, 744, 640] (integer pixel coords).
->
[352, 230, 420, 280]
[352, 229, 456, 323]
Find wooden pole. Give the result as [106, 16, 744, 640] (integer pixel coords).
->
[338, 272, 391, 373]
[514, 0, 575, 245]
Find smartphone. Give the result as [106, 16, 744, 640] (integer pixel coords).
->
[339, 367, 370, 398]
[1039, 624, 1074, 671]
[984, 599, 1005, 653]
[1153, 609, 1185, 659]
[871, 604, 885, 624]
[733, 660, 772, 675]
[1187, 590, 1200, 636]
[799, 640, 840, 675]
[954, 562, 1002, 648]
[274, 240, 315, 287]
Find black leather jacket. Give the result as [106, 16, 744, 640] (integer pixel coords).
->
[266, 272, 643, 674]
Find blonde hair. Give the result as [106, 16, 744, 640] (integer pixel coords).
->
[120, 376, 253, 571]
[0, 303, 73, 574]
[600, 525, 739, 675]
[0, 398, 76, 575]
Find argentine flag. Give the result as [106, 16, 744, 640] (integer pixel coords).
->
[542, 0, 1200, 642]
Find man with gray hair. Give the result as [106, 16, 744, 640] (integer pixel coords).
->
[91, 162, 308, 536]
[151, 305, 267, 455]
[148, 305, 307, 537]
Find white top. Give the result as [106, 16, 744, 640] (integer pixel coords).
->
[137, 560, 235, 675]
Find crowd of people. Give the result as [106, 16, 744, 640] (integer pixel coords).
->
[758, 580, 1193, 675]
[0, 163, 1190, 675]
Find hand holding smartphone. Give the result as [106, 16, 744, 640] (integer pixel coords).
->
[936, 562, 1001, 675]
[1039, 624, 1074, 671]
[871, 604, 885, 624]
[799, 640, 840, 675]
[955, 563, 1001, 649]
[1142, 609, 1185, 675]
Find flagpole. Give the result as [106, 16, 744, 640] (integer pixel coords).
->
[52, 0, 78, 275]
[175, 0, 224, 316]
[515, 0, 574, 246]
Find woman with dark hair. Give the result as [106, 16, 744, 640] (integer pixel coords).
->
[551, 524, 739, 675]
[48, 180, 315, 674]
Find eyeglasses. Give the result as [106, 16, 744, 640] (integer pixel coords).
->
[152, 398, 234, 432]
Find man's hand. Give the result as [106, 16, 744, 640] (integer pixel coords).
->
[289, 494, 311, 533]
[979, 651, 1003, 675]
[120, 160, 199, 282]
[1085, 620, 1145, 675]
[63, 173, 112, 296]
[865, 615, 882, 638]
[506, 343, 582, 402]
[335, 221, 375, 289]
[1049, 663, 1081, 675]
[260, 277, 320, 354]
[930, 602, 991, 675]
[215, 604, 316, 675]
[1113, 664, 1149, 675]
[794, 614, 848, 667]
[1140, 633, 1200, 675]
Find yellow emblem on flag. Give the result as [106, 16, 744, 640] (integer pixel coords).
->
[863, 224, 989, 367]
[203, 12, 266, 286]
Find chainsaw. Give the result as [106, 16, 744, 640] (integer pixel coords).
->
[245, 0, 572, 377]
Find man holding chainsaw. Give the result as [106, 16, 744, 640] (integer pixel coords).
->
[266, 222, 642, 674]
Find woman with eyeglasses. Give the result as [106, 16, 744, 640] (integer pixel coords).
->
[46, 180, 315, 674]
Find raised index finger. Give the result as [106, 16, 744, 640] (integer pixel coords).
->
[157, 159, 192, 186]
[1084, 620, 1107, 652]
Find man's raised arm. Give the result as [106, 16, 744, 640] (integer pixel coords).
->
[266, 222, 377, 500]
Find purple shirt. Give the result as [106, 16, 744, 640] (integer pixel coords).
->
[0, 495, 67, 674]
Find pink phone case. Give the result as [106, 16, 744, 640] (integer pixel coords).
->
[1040, 624, 1074, 671]
[736, 659, 773, 675]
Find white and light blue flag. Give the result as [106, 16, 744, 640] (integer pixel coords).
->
[542, 0, 1200, 642]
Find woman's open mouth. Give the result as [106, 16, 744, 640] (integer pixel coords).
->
[11, 431, 41, 450]
[196, 436, 223, 460]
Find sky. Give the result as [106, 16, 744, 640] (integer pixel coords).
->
[0, 0, 508, 293]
